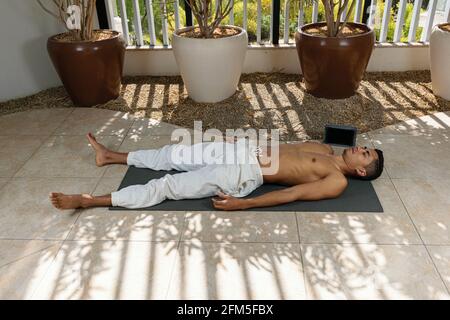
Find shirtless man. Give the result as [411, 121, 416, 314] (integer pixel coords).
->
[50, 133, 384, 211]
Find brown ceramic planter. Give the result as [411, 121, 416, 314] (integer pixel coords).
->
[295, 22, 374, 99]
[47, 30, 126, 107]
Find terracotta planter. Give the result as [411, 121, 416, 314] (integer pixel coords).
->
[430, 23, 450, 101]
[47, 30, 126, 107]
[295, 22, 374, 99]
[172, 25, 248, 103]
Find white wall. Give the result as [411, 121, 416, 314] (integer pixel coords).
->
[0, 1, 65, 102]
[124, 43, 431, 76]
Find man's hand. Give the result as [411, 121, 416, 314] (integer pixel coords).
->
[211, 173, 347, 211]
[212, 192, 245, 211]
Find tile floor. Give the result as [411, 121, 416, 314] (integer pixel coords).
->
[0, 108, 449, 300]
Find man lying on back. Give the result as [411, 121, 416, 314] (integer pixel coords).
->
[50, 133, 384, 211]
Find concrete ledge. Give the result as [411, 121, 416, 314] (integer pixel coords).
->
[124, 42, 431, 76]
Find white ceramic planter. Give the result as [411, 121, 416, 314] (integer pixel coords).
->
[430, 23, 450, 101]
[172, 25, 248, 103]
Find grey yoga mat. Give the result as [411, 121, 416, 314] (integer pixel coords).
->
[109, 166, 384, 212]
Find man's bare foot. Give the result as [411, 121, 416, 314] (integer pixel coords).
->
[87, 133, 111, 167]
[49, 192, 92, 210]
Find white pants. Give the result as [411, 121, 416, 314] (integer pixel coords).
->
[111, 142, 264, 208]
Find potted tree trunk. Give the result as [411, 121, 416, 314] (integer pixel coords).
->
[430, 23, 450, 101]
[171, 0, 248, 103]
[295, 0, 374, 99]
[37, 0, 126, 106]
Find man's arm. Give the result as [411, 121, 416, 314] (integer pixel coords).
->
[212, 174, 348, 211]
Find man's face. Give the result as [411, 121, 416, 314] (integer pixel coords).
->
[343, 146, 378, 176]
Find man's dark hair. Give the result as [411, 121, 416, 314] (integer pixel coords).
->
[358, 149, 384, 181]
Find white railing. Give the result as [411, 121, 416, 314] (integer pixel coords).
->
[132, 0, 144, 46]
[408, 0, 423, 41]
[354, 0, 363, 23]
[118, 0, 131, 44]
[379, 0, 392, 42]
[393, 0, 407, 41]
[312, 0, 318, 23]
[145, 0, 157, 45]
[447, 0, 450, 20]
[104, 0, 450, 47]
[421, 0, 437, 41]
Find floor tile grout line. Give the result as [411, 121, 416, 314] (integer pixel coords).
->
[0, 238, 182, 243]
[60, 239, 306, 244]
[0, 107, 186, 136]
[0, 177, 12, 192]
[178, 211, 189, 245]
[9, 108, 75, 179]
[298, 245, 312, 300]
[0, 235, 424, 244]
[48, 107, 81, 136]
[9, 135, 54, 179]
[424, 244, 450, 293]
[164, 260, 177, 300]
[390, 177, 450, 181]
[177, 238, 303, 244]
[176, 240, 373, 245]
[9, 176, 110, 180]
[297, 242, 430, 247]
[2, 111, 448, 140]
[0, 108, 75, 137]
[390, 179, 450, 295]
[164, 211, 187, 300]
[390, 180, 433, 247]
[0, 135, 53, 137]
[293, 212, 302, 245]
[42, 134, 132, 137]
[28, 239, 67, 300]
[423, 245, 450, 295]
[0, 238, 68, 241]
[48, 108, 76, 136]
[0, 133, 203, 138]
[423, 244, 450, 247]
[367, 132, 393, 180]
[0, 244, 57, 269]
[51, 106, 137, 138]
[1, 237, 447, 246]
[294, 214, 309, 299]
